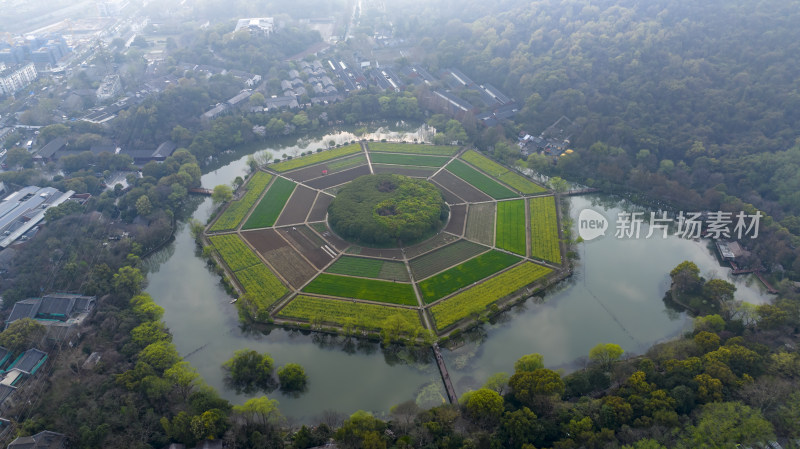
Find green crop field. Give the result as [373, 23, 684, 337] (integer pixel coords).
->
[497, 172, 547, 194]
[461, 150, 546, 194]
[270, 144, 363, 172]
[235, 264, 288, 318]
[369, 153, 450, 167]
[430, 262, 553, 330]
[278, 295, 424, 332]
[326, 154, 367, 172]
[461, 150, 507, 177]
[325, 256, 410, 281]
[209, 234, 262, 272]
[446, 159, 517, 199]
[301, 273, 418, 306]
[530, 196, 561, 264]
[418, 251, 521, 303]
[367, 142, 459, 155]
[409, 240, 488, 280]
[209, 172, 273, 232]
[242, 177, 296, 229]
[496, 199, 527, 255]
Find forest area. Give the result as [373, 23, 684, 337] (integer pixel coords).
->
[381, 0, 800, 281]
[3, 0, 800, 447]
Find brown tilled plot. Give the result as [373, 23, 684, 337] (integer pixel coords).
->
[263, 246, 317, 288]
[307, 193, 334, 222]
[444, 204, 467, 235]
[305, 165, 371, 189]
[282, 164, 332, 182]
[433, 170, 493, 203]
[431, 180, 466, 204]
[313, 224, 350, 251]
[241, 228, 287, 253]
[277, 225, 336, 269]
[465, 202, 496, 246]
[275, 185, 318, 226]
[241, 229, 317, 288]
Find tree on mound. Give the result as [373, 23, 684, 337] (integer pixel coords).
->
[328, 174, 448, 246]
[222, 349, 277, 394]
[277, 363, 308, 393]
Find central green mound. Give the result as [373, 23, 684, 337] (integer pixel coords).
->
[328, 174, 448, 246]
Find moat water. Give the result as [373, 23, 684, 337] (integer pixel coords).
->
[144, 128, 771, 423]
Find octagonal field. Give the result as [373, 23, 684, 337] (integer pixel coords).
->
[205, 142, 565, 338]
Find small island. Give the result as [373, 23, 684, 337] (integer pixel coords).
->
[328, 174, 448, 246]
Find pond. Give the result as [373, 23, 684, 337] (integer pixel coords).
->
[144, 130, 771, 423]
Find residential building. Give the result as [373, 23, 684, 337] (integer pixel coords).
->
[201, 103, 228, 123]
[234, 18, 274, 36]
[0, 63, 37, 97]
[6, 430, 66, 449]
[34, 137, 67, 162]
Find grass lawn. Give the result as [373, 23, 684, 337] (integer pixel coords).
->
[418, 251, 521, 303]
[369, 153, 450, 167]
[367, 142, 459, 155]
[301, 273, 418, 306]
[430, 262, 552, 330]
[325, 256, 410, 281]
[209, 234, 262, 272]
[270, 144, 363, 172]
[530, 196, 561, 264]
[278, 295, 424, 332]
[446, 159, 517, 199]
[209, 172, 273, 232]
[496, 199, 527, 255]
[242, 177, 296, 229]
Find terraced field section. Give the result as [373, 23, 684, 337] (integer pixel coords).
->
[325, 256, 410, 281]
[530, 196, 561, 264]
[240, 228, 317, 288]
[418, 251, 521, 303]
[367, 142, 459, 156]
[409, 240, 487, 280]
[278, 295, 424, 333]
[234, 264, 288, 319]
[403, 233, 459, 259]
[372, 165, 437, 178]
[465, 203, 495, 245]
[274, 185, 318, 226]
[430, 262, 553, 330]
[369, 153, 450, 167]
[270, 144, 363, 172]
[209, 172, 273, 232]
[302, 274, 418, 306]
[496, 199, 527, 255]
[242, 177, 297, 230]
[325, 154, 368, 173]
[209, 234, 262, 272]
[461, 150, 546, 194]
[445, 159, 517, 200]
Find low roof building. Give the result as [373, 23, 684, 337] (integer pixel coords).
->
[7, 430, 66, 449]
[0, 186, 74, 248]
[34, 137, 67, 162]
[5, 293, 96, 329]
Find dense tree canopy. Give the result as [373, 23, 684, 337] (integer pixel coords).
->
[328, 174, 448, 246]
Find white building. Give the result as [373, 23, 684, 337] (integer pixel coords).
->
[234, 18, 274, 36]
[0, 63, 37, 96]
